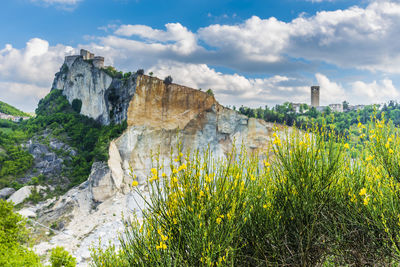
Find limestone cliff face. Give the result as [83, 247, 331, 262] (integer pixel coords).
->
[109, 75, 273, 189]
[52, 57, 136, 125]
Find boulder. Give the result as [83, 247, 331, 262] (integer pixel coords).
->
[0, 187, 15, 199]
[8, 186, 33, 205]
[88, 162, 116, 202]
[18, 208, 37, 218]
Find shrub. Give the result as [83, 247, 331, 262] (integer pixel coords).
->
[71, 99, 82, 113]
[50, 246, 76, 267]
[206, 88, 214, 97]
[136, 69, 144, 75]
[163, 75, 173, 85]
[0, 200, 41, 266]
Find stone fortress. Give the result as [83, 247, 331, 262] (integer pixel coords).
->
[65, 49, 105, 69]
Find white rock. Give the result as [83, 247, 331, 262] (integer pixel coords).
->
[18, 208, 37, 218]
[8, 186, 33, 205]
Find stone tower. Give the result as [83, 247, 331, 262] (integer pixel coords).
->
[311, 86, 320, 107]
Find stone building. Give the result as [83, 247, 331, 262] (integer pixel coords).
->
[311, 86, 320, 107]
[80, 49, 94, 60]
[329, 103, 343, 113]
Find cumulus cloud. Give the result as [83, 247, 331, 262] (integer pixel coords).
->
[0, 38, 74, 111]
[97, 1, 400, 74]
[0, 38, 74, 86]
[315, 73, 347, 105]
[351, 79, 399, 104]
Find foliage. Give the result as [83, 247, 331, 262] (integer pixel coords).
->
[136, 69, 144, 75]
[0, 200, 42, 266]
[50, 246, 76, 267]
[206, 88, 214, 97]
[0, 100, 30, 117]
[164, 75, 173, 85]
[21, 89, 127, 188]
[92, 117, 400, 266]
[71, 99, 82, 113]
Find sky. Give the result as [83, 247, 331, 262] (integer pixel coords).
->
[1, 0, 400, 112]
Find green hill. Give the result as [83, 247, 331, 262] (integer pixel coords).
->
[0, 101, 30, 117]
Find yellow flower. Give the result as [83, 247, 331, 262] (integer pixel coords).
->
[132, 180, 139, 187]
[162, 172, 166, 177]
[250, 174, 256, 181]
[389, 149, 394, 154]
[344, 143, 350, 149]
[363, 197, 369, 206]
[366, 155, 374, 161]
[385, 142, 390, 149]
[156, 241, 167, 250]
[216, 218, 222, 224]
[199, 190, 205, 198]
[172, 177, 178, 183]
[178, 163, 187, 171]
[388, 137, 393, 142]
[161, 234, 168, 241]
[151, 168, 157, 175]
[359, 187, 367, 196]
[357, 122, 363, 128]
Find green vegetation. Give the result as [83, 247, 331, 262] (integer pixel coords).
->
[0, 128, 32, 189]
[0, 200, 41, 266]
[92, 117, 400, 266]
[50, 246, 76, 267]
[0, 100, 30, 117]
[238, 101, 384, 134]
[20, 89, 127, 188]
[206, 88, 214, 97]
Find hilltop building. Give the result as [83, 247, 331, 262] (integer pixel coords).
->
[64, 49, 104, 69]
[311, 86, 320, 107]
[329, 103, 343, 113]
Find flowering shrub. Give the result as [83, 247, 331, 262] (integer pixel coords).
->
[91, 118, 400, 266]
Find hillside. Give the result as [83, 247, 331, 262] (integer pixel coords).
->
[0, 100, 31, 117]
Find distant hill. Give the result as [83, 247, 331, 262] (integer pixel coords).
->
[0, 101, 30, 117]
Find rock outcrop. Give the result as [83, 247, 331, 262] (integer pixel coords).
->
[0, 187, 15, 199]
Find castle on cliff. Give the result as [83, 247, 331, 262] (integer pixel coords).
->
[64, 49, 104, 69]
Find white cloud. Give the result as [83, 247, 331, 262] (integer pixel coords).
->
[0, 82, 48, 112]
[351, 79, 399, 104]
[0, 38, 74, 111]
[315, 73, 347, 105]
[0, 38, 74, 86]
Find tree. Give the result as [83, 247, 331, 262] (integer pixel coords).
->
[149, 72, 153, 76]
[71, 99, 82, 113]
[206, 89, 214, 97]
[164, 76, 173, 85]
[342, 101, 349, 111]
[136, 69, 144, 75]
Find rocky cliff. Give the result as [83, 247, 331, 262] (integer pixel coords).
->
[33, 51, 275, 265]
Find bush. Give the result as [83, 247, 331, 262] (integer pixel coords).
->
[136, 69, 144, 75]
[0, 200, 42, 266]
[50, 246, 76, 267]
[206, 88, 214, 97]
[71, 99, 82, 113]
[163, 75, 173, 85]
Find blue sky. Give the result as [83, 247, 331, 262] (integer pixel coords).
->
[0, 0, 399, 111]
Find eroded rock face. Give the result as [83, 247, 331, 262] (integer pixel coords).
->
[52, 58, 113, 124]
[52, 57, 136, 125]
[111, 75, 274, 186]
